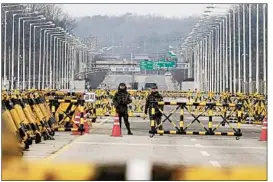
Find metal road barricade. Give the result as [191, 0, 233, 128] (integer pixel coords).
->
[48, 99, 86, 131]
[149, 101, 244, 139]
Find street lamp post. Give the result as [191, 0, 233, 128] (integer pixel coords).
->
[17, 12, 39, 89]
[233, 8, 236, 93]
[256, 4, 259, 92]
[228, 11, 232, 92]
[263, 4, 267, 94]
[28, 17, 46, 89]
[243, 4, 246, 93]
[33, 22, 52, 89]
[3, 7, 25, 88]
[238, 5, 241, 93]
[249, 4, 252, 93]
[22, 16, 44, 90]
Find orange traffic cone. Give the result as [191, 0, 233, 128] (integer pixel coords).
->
[111, 113, 122, 137]
[83, 111, 90, 134]
[72, 112, 81, 135]
[259, 116, 267, 141]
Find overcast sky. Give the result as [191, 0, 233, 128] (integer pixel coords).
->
[61, 4, 214, 18]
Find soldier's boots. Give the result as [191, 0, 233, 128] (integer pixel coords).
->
[125, 123, 133, 135]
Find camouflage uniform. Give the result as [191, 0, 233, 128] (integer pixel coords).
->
[144, 90, 164, 130]
[113, 83, 133, 135]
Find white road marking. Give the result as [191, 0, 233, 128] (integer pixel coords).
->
[200, 151, 210, 157]
[209, 161, 221, 167]
[99, 119, 109, 125]
[74, 141, 266, 150]
[195, 144, 202, 148]
[191, 138, 197, 141]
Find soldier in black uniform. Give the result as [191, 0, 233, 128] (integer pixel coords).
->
[112, 83, 133, 135]
[144, 85, 164, 135]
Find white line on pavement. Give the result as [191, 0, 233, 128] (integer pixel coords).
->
[200, 151, 210, 157]
[195, 144, 202, 147]
[191, 138, 197, 141]
[74, 141, 266, 150]
[100, 118, 109, 125]
[209, 161, 222, 167]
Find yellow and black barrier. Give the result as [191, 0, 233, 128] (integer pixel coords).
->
[1, 91, 57, 152]
[40, 90, 267, 123]
[149, 101, 243, 139]
[48, 99, 85, 132]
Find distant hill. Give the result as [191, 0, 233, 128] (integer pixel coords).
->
[73, 13, 199, 56]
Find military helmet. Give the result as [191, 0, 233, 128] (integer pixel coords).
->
[118, 83, 127, 91]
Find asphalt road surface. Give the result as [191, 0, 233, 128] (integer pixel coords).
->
[102, 74, 174, 90]
[23, 105, 266, 168]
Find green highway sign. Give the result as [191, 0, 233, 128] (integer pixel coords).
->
[140, 60, 176, 70]
[140, 61, 154, 70]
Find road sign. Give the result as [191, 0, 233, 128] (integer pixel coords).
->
[140, 61, 154, 70]
[155, 61, 176, 68]
[140, 60, 176, 70]
[110, 67, 140, 72]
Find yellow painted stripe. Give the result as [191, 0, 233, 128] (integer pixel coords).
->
[187, 102, 193, 106]
[215, 132, 221, 135]
[199, 131, 206, 135]
[158, 101, 165, 105]
[170, 130, 176, 134]
[151, 120, 155, 127]
[157, 130, 164, 134]
[170, 101, 177, 105]
[180, 121, 184, 128]
[227, 132, 235, 136]
[186, 131, 193, 135]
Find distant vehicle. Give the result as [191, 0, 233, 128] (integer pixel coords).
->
[144, 82, 157, 90]
[165, 72, 172, 76]
[129, 82, 139, 90]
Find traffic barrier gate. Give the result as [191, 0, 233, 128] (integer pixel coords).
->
[53, 99, 86, 131]
[149, 101, 243, 140]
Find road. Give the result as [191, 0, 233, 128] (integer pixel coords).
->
[23, 104, 266, 168]
[102, 74, 174, 90]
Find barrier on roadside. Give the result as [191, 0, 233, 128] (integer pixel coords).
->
[149, 101, 244, 139]
[1, 91, 56, 152]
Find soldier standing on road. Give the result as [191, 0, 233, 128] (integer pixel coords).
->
[144, 85, 164, 135]
[113, 83, 133, 135]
